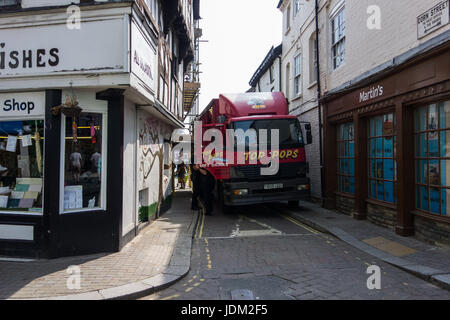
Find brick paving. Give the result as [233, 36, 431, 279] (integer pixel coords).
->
[143, 203, 450, 300]
[0, 191, 196, 300]
[278, 201, 450, 286]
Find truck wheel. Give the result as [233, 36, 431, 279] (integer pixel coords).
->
[288, 200, 299, 208]
[218, 183, 234, 214]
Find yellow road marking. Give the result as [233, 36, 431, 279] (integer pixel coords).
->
[198, 211, 205, 239]
[193, 283, 200, 287]
[161, 294, 180, 300]
[185, 287, 193, 292]
[280, 214, 319, 234]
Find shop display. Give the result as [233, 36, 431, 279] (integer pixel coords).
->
[63, 112, 103, 211]
[0, 120, 44, 213]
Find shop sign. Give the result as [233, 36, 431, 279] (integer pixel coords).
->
[417, 0, 449, 39]
[131, 21, 156, 91]
[0, 18, 126, 78]
[359, 85, 384, 103]
[0, 92, 45, 117]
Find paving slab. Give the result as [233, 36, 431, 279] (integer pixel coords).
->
[282, 201, 450, 291]
[1, 191, 199, 300]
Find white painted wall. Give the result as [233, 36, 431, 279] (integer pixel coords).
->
[137, 109, 173, 214]
[254, 57, 281, 93]
[323, 0, 450, 91]
[279, 0, 323, 200]
[122, 98, 137, 236]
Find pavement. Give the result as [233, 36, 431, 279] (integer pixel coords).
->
[282, 201, 450, 291]
[0, 190, 199, 300]
[1, 190, 450, 300]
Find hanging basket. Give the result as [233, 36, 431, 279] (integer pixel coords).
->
[52, 96, 82, 117]
[60, 104, 82, 117]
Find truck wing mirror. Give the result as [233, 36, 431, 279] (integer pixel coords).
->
[305, 123, 313, 145]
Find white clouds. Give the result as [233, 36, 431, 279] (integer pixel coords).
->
[198, 0, 282, 113]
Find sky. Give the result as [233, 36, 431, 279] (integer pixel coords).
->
[197, 0, 282, 114]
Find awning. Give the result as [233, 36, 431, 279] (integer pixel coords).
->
[184, 81, 201, 113]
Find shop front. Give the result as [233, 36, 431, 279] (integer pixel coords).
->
[0, 88, 127, 258]
[322, 34, 450, 245]
[0, 4, 182, 258]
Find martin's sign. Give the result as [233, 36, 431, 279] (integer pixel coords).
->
[359, 85, 384, 103]
[418, 0, 449, 39]
[0, 92, 45, 118]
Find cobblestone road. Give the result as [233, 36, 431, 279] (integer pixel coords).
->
[142, 203, 450, 300]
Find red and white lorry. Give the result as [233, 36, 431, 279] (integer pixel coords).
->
[194, 92, 312, 208]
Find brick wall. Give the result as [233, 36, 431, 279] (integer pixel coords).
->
[367, 203, 397, 230]
[414, 215, 450, 246]
[336, 194, 355, 216]
[296, 107, 322, 200]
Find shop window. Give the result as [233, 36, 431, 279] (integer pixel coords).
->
[414, 101, 450, 216]
[337, 122, 355, 194]
[0, 120, 44, 214]
[61, 112, 106, 212]
[368, 113, 397, 204]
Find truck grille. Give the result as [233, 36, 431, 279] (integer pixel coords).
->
[234, 162, 301, 180]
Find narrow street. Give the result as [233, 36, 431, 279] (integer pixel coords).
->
[142, 201, 450, 300]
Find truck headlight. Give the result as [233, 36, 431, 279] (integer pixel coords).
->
[297, 184, 309, 191]
[233, 189, 249, 196]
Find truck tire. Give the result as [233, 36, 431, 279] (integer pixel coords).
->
[288, 200, 299, 208]
[219, 182, 234, 214]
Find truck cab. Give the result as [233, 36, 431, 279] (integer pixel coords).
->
[196, 92, 312, 207]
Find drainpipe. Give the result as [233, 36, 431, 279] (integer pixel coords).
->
[278, 55, 282, 92]
[315, 0, 324, 200]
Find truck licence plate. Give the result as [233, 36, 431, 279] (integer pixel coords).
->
[264, 183, 283, 190]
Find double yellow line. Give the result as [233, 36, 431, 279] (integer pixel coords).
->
[194, 208, 205, 239]
[279, 213, 320, 235]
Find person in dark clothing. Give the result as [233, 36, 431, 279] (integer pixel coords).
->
[190, 164, 201, 210]
[176, 162, 186, 189]
[198, 167, 215, 216]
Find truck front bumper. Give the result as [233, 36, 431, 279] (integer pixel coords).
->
[223, 177, 310, 206]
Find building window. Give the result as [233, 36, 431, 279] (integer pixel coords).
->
[293, 0, 301, 17]
[368, 113, 397, 203]
[286, 5, 291, 31]
[331, 6, 345, 70]
[270, 64, 275, 84]
[337, 122, 355, 194]
[0, 120, 44, 214]
[414, 101, 450, 216]
[61, 112, 106, 213]
[0, 0, 20, 7]
[294, 54, 302, 96]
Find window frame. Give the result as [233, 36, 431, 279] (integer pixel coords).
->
[367, 112, 397, 204]
[293, 0, 301, 17]
[0, 0, 20, 7]
[286, 4, 291, 32]
[59, 110, 108, 214]
[337, 122, 355, 195]
[330, 5, 346, 71]
[0, 116, 45, 216]
[414, 101, 450, 217]
[293, 53, 302, 96]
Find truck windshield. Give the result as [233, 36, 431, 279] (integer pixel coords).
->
[232, 118, 304, 148]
